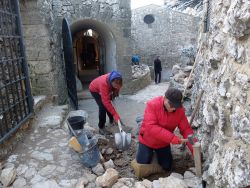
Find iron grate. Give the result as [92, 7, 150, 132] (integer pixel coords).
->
[204, 0, 211, 33]
[0, 0, 33, 143]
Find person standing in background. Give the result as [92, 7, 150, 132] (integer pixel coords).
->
[131, 55, 140, 65]
[154, 56, 162, 84]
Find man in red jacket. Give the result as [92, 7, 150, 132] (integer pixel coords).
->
[132, 87, 195, 176]
[89, 71, 122, 135]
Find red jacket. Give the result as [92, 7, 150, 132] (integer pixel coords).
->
[139, 96, 194, 152]
[89, 74, 120, 119]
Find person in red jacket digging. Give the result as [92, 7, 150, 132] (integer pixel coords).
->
[89, 71, 122, 135]
[132, 87, 195, 177]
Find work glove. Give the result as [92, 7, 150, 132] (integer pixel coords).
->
[171, 135, 182, 145]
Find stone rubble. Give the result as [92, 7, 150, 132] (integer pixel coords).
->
[103, 159, 115, 170]
[170, 65, 194, 93]
[95, 168, 119, 187]
[92, 163, 105, 176]
[169, 64, 195, 116]
[131, 64, 150, 80]
[0, 165, 16, 187]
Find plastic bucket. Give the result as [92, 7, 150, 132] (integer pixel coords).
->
[80, 138, 100, 168]
[67, 116, 86, 131]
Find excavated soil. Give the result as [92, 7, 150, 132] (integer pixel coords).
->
[98, 132, 194, 181]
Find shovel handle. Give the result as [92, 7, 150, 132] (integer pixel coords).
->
[118, 120, 123, 133]
[112, 101, 122, 133]
[67, 120, 77, 137]
[181, 139, 188, 143]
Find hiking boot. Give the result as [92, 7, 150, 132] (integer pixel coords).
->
[99, 128, 111, 136]
[131, 159, 165, 178]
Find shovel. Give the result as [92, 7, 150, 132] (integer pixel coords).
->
[114, 120, 131, 151]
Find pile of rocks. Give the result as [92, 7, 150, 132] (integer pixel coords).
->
[0, 124, 202, 188]
[170, 64, 194, 97]
[0, 160, 202, 188]
[169, 64, 194, 116]
[131, 64, 150, 80]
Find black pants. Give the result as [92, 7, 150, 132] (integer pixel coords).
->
[136, 142, 172, 170]
[155, 71, 161, 84]
[91, 92, 113, 129]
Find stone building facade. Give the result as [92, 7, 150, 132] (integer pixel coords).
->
[193, 0, 250, 187]
[20, 0, 133, 103]
[19, 1, 201, 101]
[132, 5, 200, 71]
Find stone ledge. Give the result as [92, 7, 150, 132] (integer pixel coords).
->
[33, 95, 49, 113]
[122, 69, 151, 94]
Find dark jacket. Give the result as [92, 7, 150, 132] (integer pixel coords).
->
[154, 58, 162, 72]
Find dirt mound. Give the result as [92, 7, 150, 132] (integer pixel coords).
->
[98, 132, 194, 180]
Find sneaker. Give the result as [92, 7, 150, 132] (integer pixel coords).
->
[99, 128, 111, 135]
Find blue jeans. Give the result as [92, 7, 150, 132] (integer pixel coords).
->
[136, 142, 172, 170]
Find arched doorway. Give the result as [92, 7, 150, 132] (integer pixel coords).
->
[73, 29, 104, 84]
[71, 19, 116, 86]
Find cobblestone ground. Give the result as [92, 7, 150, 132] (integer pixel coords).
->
[1, 92, 147, 187]
[3, 103, 96, 187]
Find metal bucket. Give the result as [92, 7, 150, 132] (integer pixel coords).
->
[67, 118, 99, 167]
[80, 138, 100, 168]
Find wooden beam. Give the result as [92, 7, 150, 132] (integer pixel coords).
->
[193, 142, 202, 177]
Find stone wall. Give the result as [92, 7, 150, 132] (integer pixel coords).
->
[128, 64, 151, 94]
[20, 0, 133, 102]
[193, 0, 250, 187]
[20, 1, 53, 96]
[132, 5, 200, 71]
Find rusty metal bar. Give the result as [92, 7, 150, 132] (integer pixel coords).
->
[0, 0, 33, 143]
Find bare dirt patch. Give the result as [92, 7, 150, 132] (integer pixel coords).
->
[98, 131, 194, 181]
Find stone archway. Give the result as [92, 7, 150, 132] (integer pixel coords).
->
[71, 19, 116, 84]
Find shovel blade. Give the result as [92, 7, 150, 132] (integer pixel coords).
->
[114, 132, 131, 151]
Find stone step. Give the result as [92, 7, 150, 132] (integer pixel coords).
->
[33, 95, 49, 113]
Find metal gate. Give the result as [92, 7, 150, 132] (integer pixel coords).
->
[0, 0, 33, 143]
[204, 0, 211, 33]
[62, 18, 78, 110]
